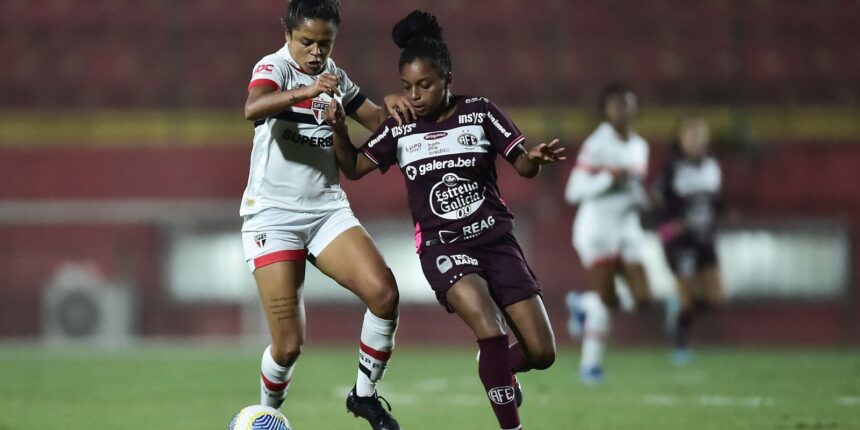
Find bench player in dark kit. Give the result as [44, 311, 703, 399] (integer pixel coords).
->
[325, 10, 564, 430]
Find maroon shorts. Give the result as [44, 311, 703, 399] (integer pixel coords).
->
[419, 232, 542, 313]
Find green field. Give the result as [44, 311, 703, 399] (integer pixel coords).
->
[0, 345, 857, 429]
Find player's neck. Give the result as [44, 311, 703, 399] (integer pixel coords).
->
[424, 93, 457, 123]
[610, 123, 630, 141]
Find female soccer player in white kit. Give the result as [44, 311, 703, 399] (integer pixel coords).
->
[564, 84, 653, 383]
[241, 1, 412, 428]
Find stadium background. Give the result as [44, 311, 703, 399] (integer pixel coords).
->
[1, 0, 857, 345]
[0, 1, 859, 428]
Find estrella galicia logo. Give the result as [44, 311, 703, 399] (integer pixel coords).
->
[436, 255, 453, 273]
[430, 173, 485, 220]
[488, 386, 516, 405]
[458, 133, 479, 147]
[405, 165, 417, 180]
[254, 233, 267, 248]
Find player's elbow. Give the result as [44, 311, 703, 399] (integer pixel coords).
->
[516, 163, 540, 178]
[244, 107, 260, 121]
[519, 168, 539, 179]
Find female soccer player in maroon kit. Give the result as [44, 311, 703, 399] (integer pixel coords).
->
[325, 10, 564, 430]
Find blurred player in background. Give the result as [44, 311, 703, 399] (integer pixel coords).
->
[563, 84, 654, 384]
[240, 1, 413, 428]
[653, 117, 724, 364]
[326, 10, 563, 430]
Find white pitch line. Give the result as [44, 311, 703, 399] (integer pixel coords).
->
[642, 394, 775, 408]
[642, 394, 677, 406]
[837, 396, 860, 406]
[697, 395, 774, 407]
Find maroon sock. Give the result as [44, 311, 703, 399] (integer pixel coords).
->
[508, 342, 532, 374]
[477, 335, 520, 429]
[675, 311, 694, 349]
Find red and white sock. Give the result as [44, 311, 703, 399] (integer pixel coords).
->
[581, 292, 610, 370]
[260, 345, 294, 408]
[356, 309, 397, 397]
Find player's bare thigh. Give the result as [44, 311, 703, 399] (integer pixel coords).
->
[504, 296, 556, 369]
[313, 226, 399, 318]
[697, 264, 724, 306]
[445, 273, 506, 339]
[254, 260, 307, 366]
[620, 261, 652, 307]
[586, 262, 620, 309]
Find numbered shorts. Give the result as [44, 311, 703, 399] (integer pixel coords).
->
[419, 232, 542, 313]
[573, 214, 645, 267]
[241, 206, 361, 272]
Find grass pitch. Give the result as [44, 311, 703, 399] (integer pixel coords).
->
[0, 344, 857, 429]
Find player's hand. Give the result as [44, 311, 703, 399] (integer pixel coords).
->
[324, 99, 347, 133]
[609, 167, 629, 185]
[526, 139, 566, 164]
[308, 73, 340, 98]
[383, 93, 417, 125]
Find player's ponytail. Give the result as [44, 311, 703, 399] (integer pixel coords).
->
[392, 10, 452, 74]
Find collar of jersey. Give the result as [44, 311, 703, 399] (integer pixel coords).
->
[278, 43, 332, 76]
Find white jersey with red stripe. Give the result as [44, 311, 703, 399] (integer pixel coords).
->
[241, 43, 365, 216]
[565, 122, 650, 264]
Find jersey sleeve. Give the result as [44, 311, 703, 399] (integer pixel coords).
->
[482, 99, 525, 161]
[564, 138, 615, 204]
[248, 56, 287, 92]
[360, 121, 398, 173]
[631, 138, 650, 177]
[336, 67, 367, 116]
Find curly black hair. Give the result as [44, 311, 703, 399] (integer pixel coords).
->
[392, 10, 452, 75]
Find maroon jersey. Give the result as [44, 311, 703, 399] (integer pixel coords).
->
[361, 95, 526, 251]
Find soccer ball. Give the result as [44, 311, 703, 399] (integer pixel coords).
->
[228, 405, 292, 430]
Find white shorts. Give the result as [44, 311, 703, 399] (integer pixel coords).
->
[241, 206, 362, 272]
[573, 212, 645, 268]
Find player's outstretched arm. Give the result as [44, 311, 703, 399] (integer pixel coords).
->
[512, 139, 566, 178]
[325, 100, 378, 180]
[244, 73, 340, 121]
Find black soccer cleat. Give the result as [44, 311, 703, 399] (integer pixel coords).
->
[346, 386, 402, 430]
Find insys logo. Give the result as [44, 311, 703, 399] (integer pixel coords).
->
[430, 173, 485, 220]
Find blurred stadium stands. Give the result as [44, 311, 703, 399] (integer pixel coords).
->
[1, 0, 858, 346]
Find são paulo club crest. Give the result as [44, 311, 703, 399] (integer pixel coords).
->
[254, 233, 267, 248]
[311, 93, 342, 125]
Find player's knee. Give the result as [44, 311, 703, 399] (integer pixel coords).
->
[530, 344, 557, 370]
[270, 338, 303, 366]
[363, 273, 400, 318]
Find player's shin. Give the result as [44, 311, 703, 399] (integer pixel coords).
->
[356, 309, 398, 397]
[477, 335, 520, 429]
[580, 292, 610, 381]
[260, 345, 295, 408]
